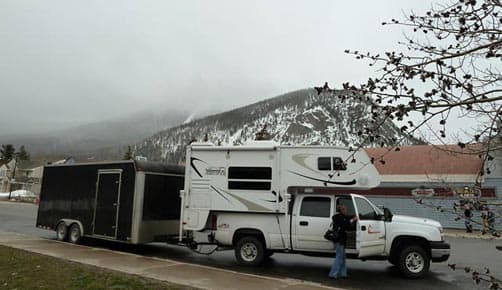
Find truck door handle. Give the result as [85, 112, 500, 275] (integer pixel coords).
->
[361, 225, 367, 231]
[299, 221, 309, 226]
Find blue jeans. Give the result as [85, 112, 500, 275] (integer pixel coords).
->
[329, 243, 347, 278]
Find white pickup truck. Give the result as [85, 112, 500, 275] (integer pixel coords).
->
[199, 192, 450, 278]
[181, 142, 450, 278]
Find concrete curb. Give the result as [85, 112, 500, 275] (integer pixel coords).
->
[0, 231, 346, 290]
[444, 230, 501, 241]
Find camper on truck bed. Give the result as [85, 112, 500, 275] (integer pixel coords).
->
[181, 141, 450, 278]
[36, 160, 184, 245]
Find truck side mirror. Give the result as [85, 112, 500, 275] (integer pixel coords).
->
[383, 207, 393, 222]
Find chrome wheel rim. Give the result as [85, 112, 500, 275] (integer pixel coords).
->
[70, 227, 80, 242]
[405, 251, 424, 273]
[56, 224, 66, 240]
[240, 242, 258, 262]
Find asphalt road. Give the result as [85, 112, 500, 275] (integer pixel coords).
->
[1, 201, 501, 290]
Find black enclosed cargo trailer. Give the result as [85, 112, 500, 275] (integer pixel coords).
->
[36, 160, 184, 244]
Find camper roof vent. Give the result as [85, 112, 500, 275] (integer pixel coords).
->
[244, 140, 279, 148]
[191, 142, 215, 147]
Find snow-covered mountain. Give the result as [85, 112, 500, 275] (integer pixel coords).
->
[135, 88, 420, 163]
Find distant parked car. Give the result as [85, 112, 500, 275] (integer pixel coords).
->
[10, 189, 36, 201]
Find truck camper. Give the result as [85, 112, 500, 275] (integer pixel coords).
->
[181, 141, 450, 278]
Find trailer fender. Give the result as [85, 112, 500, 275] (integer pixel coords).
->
[57, 219, 84, 237]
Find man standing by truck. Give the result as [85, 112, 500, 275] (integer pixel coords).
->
[329, 205, 358, 279]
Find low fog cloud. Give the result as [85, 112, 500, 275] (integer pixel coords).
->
[0, 0, 434, 135]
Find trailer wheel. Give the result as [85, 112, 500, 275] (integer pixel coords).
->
[68, 224, 82, 244]
[397, 245, 430, 278]
[56, 222, 68, 241]
[235, 236, 265, 266]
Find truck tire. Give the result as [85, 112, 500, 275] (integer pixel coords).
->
[68, 224, 82, 244]
[398, 245, 430, 278]
[56, 222, 68, 241]
[235, 236, 265, 266]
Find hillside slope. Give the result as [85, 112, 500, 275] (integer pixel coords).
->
[135, 88, 420, 163]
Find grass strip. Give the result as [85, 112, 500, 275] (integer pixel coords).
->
[0, 245, 191, 290]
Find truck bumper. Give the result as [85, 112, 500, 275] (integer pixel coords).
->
[430, 241, 450, 262]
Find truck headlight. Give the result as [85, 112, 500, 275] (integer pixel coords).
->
[439, 227, 444, 241]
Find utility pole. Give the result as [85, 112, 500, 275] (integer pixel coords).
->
[8, 153, 18, 200]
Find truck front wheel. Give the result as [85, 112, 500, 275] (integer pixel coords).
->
[398, 245, 430, 278]
[235, 236, 265, 266]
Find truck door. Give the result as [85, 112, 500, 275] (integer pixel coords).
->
[292, 195, 334, 252]
[335, 196, 357, 250]
[93, 170, 122, 238]
[353, 196, 386, 257]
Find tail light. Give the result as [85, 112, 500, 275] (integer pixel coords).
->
[210, 214, 217, 230]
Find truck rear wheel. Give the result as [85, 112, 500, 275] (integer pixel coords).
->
[68, 224, 82, 244]
[56, 222, 68, 241]
[398, 245, 430, 278]
[235, 236, 265, 266]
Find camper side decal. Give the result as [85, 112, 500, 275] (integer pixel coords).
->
[211, 186, 273, 212]
[190, 157, 205, 178]
[288, 170, 357, 186]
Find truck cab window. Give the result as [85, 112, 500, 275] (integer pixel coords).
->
[300, 197, 331, 218]
[354, 197, 378, 220]
[336, 197, 356, 216]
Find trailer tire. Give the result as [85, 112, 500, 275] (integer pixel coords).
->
[397, 245, 430, 278]
[235, 236, 265, 266]
[56, 222, 68, 241]
[68, 224, 82, 244]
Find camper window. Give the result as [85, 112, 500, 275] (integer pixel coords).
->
[333, 157, 347, 171]
[228, 167, 272, 179]
[228, 181, 271, 190]
[228, 166, 272, 191]
[318, 157, 331, 170]
[300, 197, 331, 218]
[318, 157, 347, 171]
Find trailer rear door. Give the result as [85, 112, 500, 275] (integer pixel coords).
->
[93, 170, 122, 238]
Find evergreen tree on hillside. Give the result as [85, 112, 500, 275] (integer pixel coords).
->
[123, 145, 133, 160]
[255, 124, 271, 141]
[0, 144, 15, 161]
[17, 145, 30, 161]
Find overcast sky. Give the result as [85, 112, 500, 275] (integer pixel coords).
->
[0, 0, 439, 135]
